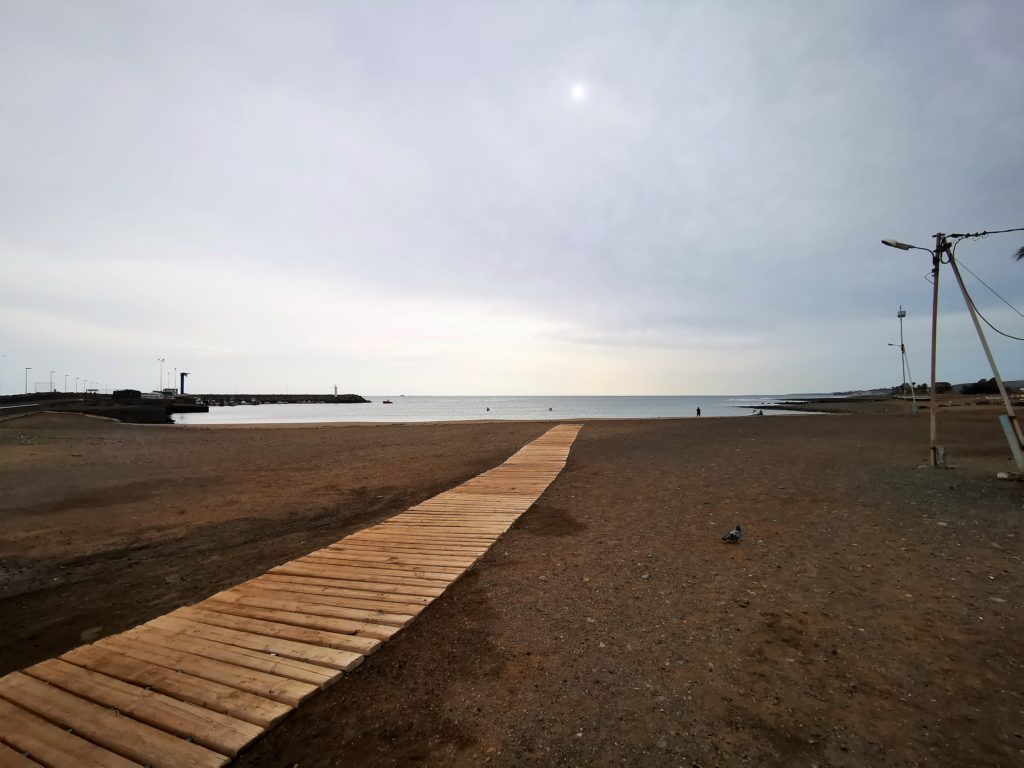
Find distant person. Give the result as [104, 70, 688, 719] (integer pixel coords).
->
[548, 407, 553, 411]
[486, 407, 490, 412]
[696, 407, 701, 417]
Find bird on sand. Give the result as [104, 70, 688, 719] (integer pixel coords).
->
[721, 524, 742, 543]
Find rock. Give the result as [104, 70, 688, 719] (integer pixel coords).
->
[80, 626, 103, 643]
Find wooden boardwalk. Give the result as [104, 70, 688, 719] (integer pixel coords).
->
[0, 424, 582, 767]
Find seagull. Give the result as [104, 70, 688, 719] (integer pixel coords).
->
[721, 524, 742, 543]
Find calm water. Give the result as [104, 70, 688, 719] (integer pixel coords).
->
[173, 394, 824, 425]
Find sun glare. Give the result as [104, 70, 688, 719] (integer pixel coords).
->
[569, 82, 588, 102]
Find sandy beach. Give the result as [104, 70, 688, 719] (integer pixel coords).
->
[1, 406, 1021, 766]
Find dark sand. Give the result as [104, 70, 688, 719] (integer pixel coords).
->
[1, 406, 1021, 766]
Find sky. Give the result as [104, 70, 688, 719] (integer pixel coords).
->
[2, 0, 1023, 396]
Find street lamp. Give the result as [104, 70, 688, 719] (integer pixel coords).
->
[64, 374, 68, 392]
[882, 234, 947, 466]
[887, 343, 906, 393]
[49, 370, 55, 392]
[158, 358, 165, 392]
[25, 367, 31, 394]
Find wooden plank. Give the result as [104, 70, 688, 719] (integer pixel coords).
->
[381, 520, 508, 532]
[23, 659, 261, 757]
[365, 523, 496, 536]
[200, 599, 398, 641]
[96, 634, 317, 706]
[269, 564, 445, 596]
[393, 517, 514, 527]
[397, 513, 493, 519]
[287, 560, 456, 589]
[319, 552, 475, 573]
[121, 625, 338, 687]
[379, 524, 509, 535]
[369, 524, 499, 537]
[324, 551, 478, 568]
[424, 490, 529, 499]
[244, 578, 430, 612]
[172, 607, 381, 656]
[298, 554, 459, 580]
[301, 553, 463, 580]
[148, 615, 363, 672]
[60, 642, 291, 727]
[214, 588, 414, 627]
[0, 671, 227, 768]
[397, 511, 518, 518]
[308, 556, 467, 579]
[343, 534, 491, 552]
[0, 698, 141, 768]
[257, 574, 434, 606]
[356, 525, 497, 538]
[322, 546, 477, 567]
[0, 742, 39, 768]
[414, 498, 526, 507]
[334, 539, 487, 555]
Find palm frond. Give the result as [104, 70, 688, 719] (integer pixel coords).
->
[1015, 245, 1024, 261]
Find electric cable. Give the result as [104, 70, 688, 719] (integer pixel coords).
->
[955, 257, 1024, 320]
[949, 239, 1024, 342]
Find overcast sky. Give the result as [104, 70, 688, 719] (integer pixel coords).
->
[2, 0, 1023, 396]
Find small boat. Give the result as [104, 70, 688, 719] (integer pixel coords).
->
[382, 399, 393, 404]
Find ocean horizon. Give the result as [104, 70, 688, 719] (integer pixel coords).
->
[172, 394, 833, 425]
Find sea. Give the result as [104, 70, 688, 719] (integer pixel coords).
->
[172, 394, 829, 425]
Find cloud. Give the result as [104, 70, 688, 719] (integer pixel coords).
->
[2, 1, 1023, 394]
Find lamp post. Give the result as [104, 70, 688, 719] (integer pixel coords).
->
[881, 235, 947, 466]
[49, 370, 55, 392]
[887, 343, 906, 391]
[64, 374, 68, 392]
[158, 358, 165, 392]
[24, 367, 31, 394]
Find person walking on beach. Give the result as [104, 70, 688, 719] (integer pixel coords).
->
[696, 407, 701, 417]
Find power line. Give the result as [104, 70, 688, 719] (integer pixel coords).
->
[947, 226, 1024, 238]
[955, 257, 1024, 320]
[949, 241, 1024, 342]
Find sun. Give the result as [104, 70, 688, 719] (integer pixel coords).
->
[569, 82, 588, 103]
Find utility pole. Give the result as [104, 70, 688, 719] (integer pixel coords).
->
[25, 367, 31, 394]
[928, 234, 944, 466]
[897, 306, 908, 396]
